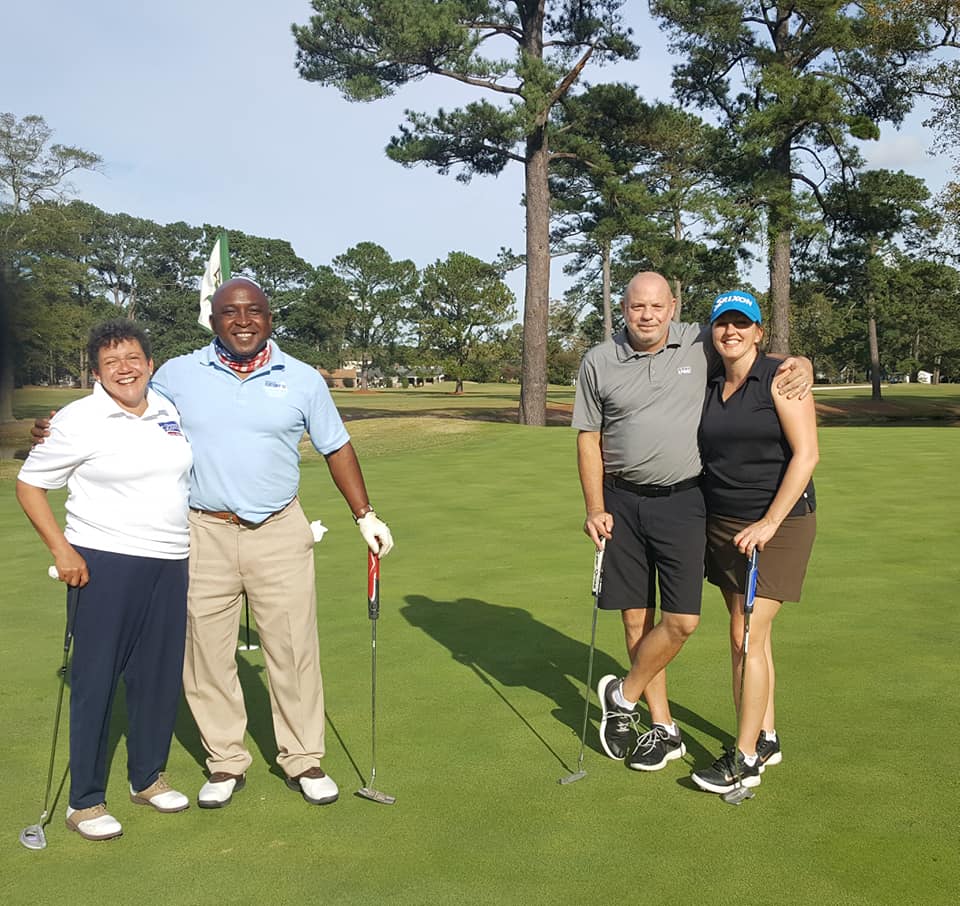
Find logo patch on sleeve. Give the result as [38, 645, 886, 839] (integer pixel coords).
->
[158, 420, 183, 437]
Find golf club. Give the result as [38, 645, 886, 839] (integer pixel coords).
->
[357, 550, 396, 805]
[20, 576, 81, 850]
[559, 541, 605, 785]
[722, 548, 759, 806]
[238, 593, 259, 651]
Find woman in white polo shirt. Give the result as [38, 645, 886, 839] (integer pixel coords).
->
[17, 320, 192, 842]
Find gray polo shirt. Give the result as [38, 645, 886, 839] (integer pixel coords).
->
[572, 322, 712, 485]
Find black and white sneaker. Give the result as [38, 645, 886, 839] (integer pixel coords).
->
[756, 730, 782, 768]
[627, 724, 687, 771]
[691, 749, 761, 794]
[596, 674, 637, 760]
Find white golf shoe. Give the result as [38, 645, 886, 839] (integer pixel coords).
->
[130, 775, 190, 812]
[286, 766, 339, 805]
[65, 804, 123, 841]
[197, 772, 245, 809]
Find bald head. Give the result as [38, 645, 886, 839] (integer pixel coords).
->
[211, 277, 273, 359]
[621, 271, 676, 353]
[622, 272, 673, 307]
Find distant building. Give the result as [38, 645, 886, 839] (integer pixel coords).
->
[317, 367, 357, 389]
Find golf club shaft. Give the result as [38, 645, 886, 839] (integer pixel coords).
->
[733, 550, 758, 786]
[367, 550, 380, 785]
[571, 543, 605, 774]
[43, 584, 80, 819]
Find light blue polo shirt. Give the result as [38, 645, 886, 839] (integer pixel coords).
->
[152, 341, 350, 522]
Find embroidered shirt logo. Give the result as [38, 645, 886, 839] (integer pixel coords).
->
[263, 380, 288, 397]
[158, 420, 183, 437]
[677, 366, 693, 375]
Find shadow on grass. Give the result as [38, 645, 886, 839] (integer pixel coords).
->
[169, 626, 289, 783]
[400, 595, 728, 769]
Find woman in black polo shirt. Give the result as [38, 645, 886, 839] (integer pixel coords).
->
[691, 290, 819, 794]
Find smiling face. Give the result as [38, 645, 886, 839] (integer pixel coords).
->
[712, 311, 763, 364]
[621, 272, 677, 353]
[93, 339, 153, 415]
[210, 279, 273, 358]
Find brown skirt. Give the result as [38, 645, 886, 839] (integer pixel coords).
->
[705, 512, 817, 603]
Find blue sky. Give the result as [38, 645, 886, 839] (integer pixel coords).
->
[2, 1, 950, 310]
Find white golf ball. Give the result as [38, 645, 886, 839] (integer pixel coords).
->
[48, 565, 59, 580]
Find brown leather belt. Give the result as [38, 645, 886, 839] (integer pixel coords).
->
[191, 503, 289, 528]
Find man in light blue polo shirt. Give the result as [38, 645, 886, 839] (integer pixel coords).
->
[152, 277, 394, 809]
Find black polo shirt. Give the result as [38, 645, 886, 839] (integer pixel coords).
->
[699, 352, 816, 521]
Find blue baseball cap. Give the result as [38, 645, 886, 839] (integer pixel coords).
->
[710, 290, 762, 324]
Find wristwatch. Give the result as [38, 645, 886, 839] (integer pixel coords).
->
[353, 503, 375, 523]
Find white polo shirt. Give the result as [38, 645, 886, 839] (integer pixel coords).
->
[18, 383, 192, 559]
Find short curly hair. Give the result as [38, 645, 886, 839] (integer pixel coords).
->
[87, 319, 152, 371]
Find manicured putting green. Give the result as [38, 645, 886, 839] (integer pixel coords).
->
[1, 404, 955, 905]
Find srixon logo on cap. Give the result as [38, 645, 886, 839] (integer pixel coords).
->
[712, 293, 756, 313]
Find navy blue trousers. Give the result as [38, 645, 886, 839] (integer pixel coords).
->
[69, 547, 188, 810]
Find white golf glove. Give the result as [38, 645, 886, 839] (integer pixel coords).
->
[357, 511, 394, 557]
[309, 520, 328, 543]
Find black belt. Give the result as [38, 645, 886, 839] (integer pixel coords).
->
[604, 475, 701, 498]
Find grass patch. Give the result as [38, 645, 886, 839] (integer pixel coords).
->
[0, 412, 956, 904]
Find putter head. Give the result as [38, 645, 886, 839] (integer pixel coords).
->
[357, 786, 396, 805]
[237, 643, 260, 651]
[721, 785, 755, 805]
[19, 824, 47, 850]
[558, 770, 587, 785]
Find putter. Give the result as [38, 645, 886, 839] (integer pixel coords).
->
[559, 541, 605, 785]
[238, 593, 259, 651]
[20, 578, 81, 850]
[357, 550, 396, 805]
[722, 548, 759, 806]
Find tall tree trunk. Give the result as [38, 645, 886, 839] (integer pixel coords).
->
[601, 240, 612, 341]
[79, 345, 89, 390]
[933, 354, 941, 384]
[868, 306, 882, 402]
[767, 142, 792, 354]
[0, 327, 14, 423]
[673, 207, 683, 320]
[518, 126, 549, 427]
[0, 268, 16, 422]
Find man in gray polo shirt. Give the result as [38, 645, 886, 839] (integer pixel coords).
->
[573, 271, 810, 772]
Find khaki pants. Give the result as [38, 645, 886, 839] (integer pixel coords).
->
[183, 499, 325, 778]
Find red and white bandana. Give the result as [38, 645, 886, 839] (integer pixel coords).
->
[214, 337, 272, 374]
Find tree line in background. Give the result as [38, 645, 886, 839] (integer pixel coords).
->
[2, 3, 959, 423]
[291, 0, 960, 419]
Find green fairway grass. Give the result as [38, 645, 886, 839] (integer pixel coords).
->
[1, 394, 958, 904]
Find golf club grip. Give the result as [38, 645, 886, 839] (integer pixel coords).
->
[592, 545, 605, 597]
[744, 549, 759, 615]
[64, 584, 81, 652]
[367, 550, 380, 620]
